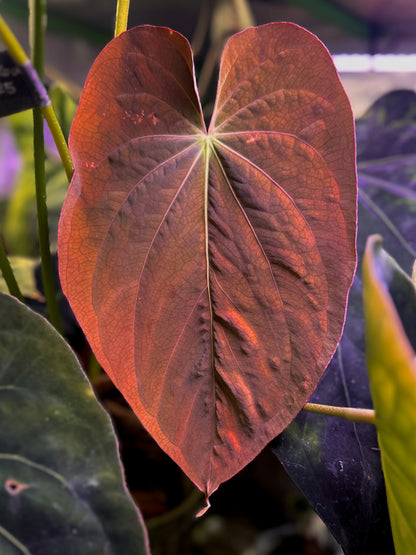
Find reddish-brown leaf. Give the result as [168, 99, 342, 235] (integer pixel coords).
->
[58, 24, 357, 498]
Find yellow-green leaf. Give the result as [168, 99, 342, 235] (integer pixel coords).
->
[363, 234, 416, 554]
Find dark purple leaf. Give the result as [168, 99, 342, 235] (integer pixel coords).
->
[272, 89, 416, 555]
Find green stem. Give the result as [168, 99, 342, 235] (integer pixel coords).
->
[232, 0, 255, 29]
[0, 14, 28, 64]
[0, 240, 24, 303]
[33, 107, 63, 333]
[30, 0, 45, 77]
[42, 104, 74, 181]
[30, 0, 63, 334]
[303, 402, 376, 425]
[114, 0, 130, 37]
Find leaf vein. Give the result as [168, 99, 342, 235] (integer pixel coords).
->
[134, 148, 203, 302]
[0, 454, 68, 487]
[159, 287, 208, 391]
[210, 142, 282, 303]
[213, 88, 333, 133]
[93, 142, 198, 292]
[210, 57, 290, 128]
[0, 524, 31, 555]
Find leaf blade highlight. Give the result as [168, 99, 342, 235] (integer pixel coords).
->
[59, 23, 357, 495]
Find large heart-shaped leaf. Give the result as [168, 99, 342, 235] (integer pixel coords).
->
[58, 23, 357, 497]
[0, 292, 149, 555]
[363, 234, 416, 555]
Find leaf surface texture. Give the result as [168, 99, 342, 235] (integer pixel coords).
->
[58, 24, 357, 495]
[0, 293, 149, 555]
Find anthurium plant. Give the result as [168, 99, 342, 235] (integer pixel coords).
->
[0, 1, 414, 553]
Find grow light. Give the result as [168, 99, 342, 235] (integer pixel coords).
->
[334, 53, 416, 72]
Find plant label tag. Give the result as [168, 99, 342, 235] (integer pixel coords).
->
[0, 51, 50, 118]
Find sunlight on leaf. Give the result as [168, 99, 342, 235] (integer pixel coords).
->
[58, 24, 357, 496]
[363, 234, 416, 555]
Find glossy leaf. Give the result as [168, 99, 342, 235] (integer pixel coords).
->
[363, 234, 416, 555]
[272, 90, 416, 555]
[58, 23, 357, 496]
[0, 292, 149, 555]
[272, 377, 393, 554]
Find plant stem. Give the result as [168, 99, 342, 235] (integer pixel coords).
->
[0, 14, 28, 64]
[30, 0, 45, 79]
[114, 0, 130, 37]
[0, 240, 24, 303]
[303, 402, 376, 424]
[42, 104, 74, 181]
[232, 0, 256, 29]
[30, 0, 63, 334]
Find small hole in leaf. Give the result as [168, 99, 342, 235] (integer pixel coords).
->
[5, 479, 29, 495]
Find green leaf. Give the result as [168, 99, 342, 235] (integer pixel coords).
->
[0, 292, 149, 555]
[363, 234, 416, 554]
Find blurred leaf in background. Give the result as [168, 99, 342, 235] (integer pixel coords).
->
[0, 85, 76, 255]
[363, 234, 416, 555]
